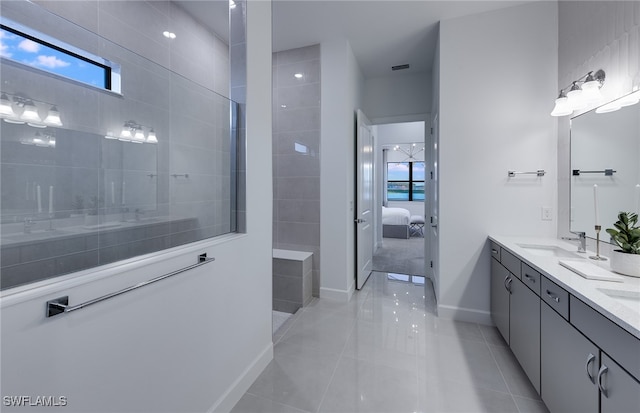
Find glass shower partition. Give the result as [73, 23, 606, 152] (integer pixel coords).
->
[0, 2, 239, 291]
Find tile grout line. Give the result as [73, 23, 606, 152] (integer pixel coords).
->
[313, 293, 364, 413]
[484, 335, 524, 413]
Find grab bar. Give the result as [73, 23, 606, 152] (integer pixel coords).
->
[46, 253, 214, 318]
[572, 169, 616, 176]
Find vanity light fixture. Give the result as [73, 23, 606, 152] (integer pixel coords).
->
[146, 129, 158, 144]
[0, 92, 64, 127]
[163, 31, 176, 39]
[551, 69, 605, 116]
[20, 100, 41, 123]
[0, 93, 14, 116]
[595, 89, 640, 114]
[117, 120, 158, 144]
[43, 106, 63, 126]
[230, 0, 237, 9]
[294, 73, 303, 79]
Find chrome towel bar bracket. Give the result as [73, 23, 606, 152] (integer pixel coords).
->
[46, 253, 214, 318]
[508, 170, 546, 178]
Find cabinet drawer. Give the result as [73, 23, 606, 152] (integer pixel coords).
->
[501, 248, 521, 279]
[521, 262, 541, 296]
[490, 241, 501, 262]
[541, 276, 569, 320]
[571, 296, 640, 382]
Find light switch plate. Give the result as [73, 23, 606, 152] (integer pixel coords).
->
[542, 207, 553, 221]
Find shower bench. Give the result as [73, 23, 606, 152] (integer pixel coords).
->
[272, 249, 313, 314]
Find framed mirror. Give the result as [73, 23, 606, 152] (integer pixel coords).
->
[570, 91, 640, 239]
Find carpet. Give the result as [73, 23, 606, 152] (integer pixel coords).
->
[373, 236, 426, 276]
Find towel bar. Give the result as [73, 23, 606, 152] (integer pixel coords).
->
[46, 253, 214, 318]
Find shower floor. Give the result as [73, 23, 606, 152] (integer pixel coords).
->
[272, 311, 292, 334]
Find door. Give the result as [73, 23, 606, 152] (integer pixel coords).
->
[355, 109, 373, 290]
[541, 302, 599, 413]
[490, 257, 511, 344]
[510, 275, 541, 393]
[428, 114, 439, 288]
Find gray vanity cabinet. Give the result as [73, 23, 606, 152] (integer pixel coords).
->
[600, 353, 640, 412]
[490, 255, 510, 344]
[509, 275, 540, 393]
[541, 301, 599, 413]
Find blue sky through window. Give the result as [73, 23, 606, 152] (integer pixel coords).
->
[388, 162, 409, 180]
[0, 27, 107, 88]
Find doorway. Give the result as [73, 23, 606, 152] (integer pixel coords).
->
[372, 121, 427, 279]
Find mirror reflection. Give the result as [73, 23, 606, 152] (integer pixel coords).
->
[0, 0, 238, 291]
[570, 94, 640, 239]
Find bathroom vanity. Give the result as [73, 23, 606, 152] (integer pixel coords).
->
[489, 236, 640, 412]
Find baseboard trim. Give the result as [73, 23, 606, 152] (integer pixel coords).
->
[437, 304, 492, 325]
[207, 342, 274, 413]
[319, 285, 354, 302]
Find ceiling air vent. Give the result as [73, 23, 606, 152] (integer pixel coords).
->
[392, 64, 410, 71]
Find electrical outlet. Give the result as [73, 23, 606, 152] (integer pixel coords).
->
[542, 207, 553, 221]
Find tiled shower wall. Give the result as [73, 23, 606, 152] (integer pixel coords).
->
[272, 45, 321, 297]
[557, 1, 640, 240]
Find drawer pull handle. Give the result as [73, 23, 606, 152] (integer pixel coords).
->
[524, 273, 536, 283]
[545, 289, 560, 303]
[491, 249, 499, 254]
[504, 276, 512, 294]
[597, 364, 609, 398]
[585, 353, 596, 384]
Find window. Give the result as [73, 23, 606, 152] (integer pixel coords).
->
[386, 161, 425, 201]
[0, 20, 120, 92]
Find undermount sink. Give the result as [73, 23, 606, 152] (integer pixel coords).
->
[597, 288, 640, 309]
[517, 244, 582, 258]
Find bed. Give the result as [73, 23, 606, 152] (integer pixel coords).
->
[381, 206, 410, 239]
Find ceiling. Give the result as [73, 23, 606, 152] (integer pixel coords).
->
[178, 0, 531, 78]
[272, 0, 530, 78]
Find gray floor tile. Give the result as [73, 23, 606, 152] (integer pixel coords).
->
[233, 272, 549, 413]
[319, 356, 420, 413]
[489, 344, 541, 400]
[419, 376, 519, 413]
[231, 393, 310, 413]
[247, 344, 339, 413]
[479, 324, 508, 347]
[417, 334, 510, 394]
[513, 396, 550, 413]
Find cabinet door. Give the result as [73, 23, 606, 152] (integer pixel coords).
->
[541, 302, 598, 413]
[491, 257, 510, 344]
[600, 353, 640, 412]
[510, 275, 540, 394]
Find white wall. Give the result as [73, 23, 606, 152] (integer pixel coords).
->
[437, 2, 558, 323]
[557, 1, 640, 246]
[364, 72, 431, 124]
[320, 39, 364, 300]
[0, 1, 273, 412]
[376, 121, 425, 146]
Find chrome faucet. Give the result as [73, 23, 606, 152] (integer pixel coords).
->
[562, 231, 586, 253]
[23, 217, 34, 234]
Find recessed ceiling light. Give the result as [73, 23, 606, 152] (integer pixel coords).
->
[163, 31, 176, 39]
[294, 73, 303, 79]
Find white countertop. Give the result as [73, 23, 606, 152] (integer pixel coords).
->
[489, 235, 640, 339]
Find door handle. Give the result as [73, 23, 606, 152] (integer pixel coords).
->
[597, 364, 609, 398]
[585, 353, 596, 384]
[504, 276, 512, 294]
[354, 218, 366, 224]
[545, 290, 560, 303]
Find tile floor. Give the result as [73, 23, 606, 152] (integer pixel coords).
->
[232, 272, 549, 413]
